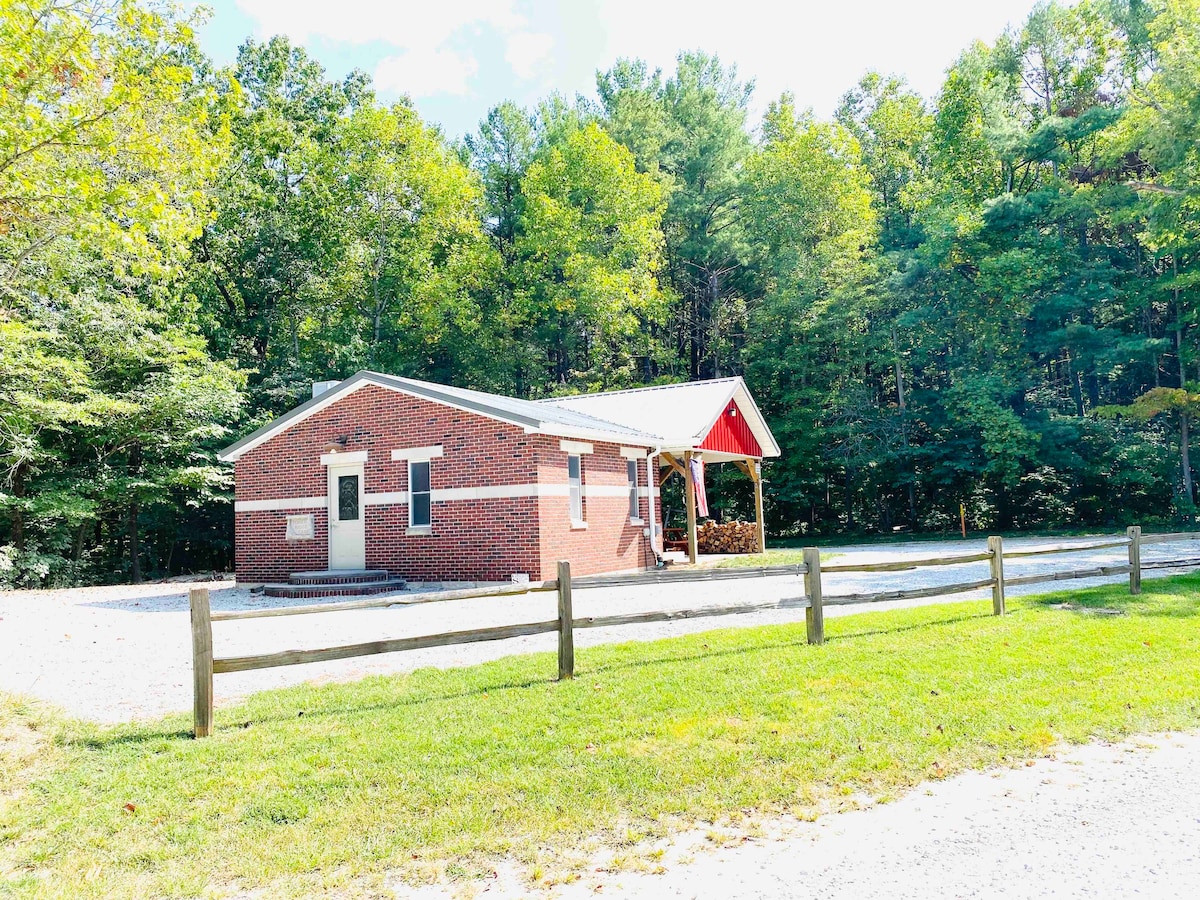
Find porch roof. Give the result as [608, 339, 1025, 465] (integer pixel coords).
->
[537, 377, 781, 461]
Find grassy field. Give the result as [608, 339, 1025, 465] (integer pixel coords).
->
[2, 576, 1199, 898]
[712, 547, 839, 567]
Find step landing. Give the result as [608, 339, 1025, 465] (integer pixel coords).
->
[264, 570, 407, 598]
[288, 568, 390, 586]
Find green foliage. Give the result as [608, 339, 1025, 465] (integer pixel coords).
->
[8, 0, 1200, 581]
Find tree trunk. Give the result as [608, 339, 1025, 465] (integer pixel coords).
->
[1182, 412, 1194, 507]
[128, 444, 142, 584]
[1176, 256, 1186, 389]
[709, 269, 721, 378]
[9, 462, 25, 551]
[843, 466, 855, 530]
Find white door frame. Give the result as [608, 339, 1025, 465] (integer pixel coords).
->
[327, 461, 366, 570]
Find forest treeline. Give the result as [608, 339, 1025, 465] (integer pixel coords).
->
[3, 0, 1200, 585]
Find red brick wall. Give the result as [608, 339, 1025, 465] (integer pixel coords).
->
[233, 382, 656, 583]
[536, 438, 657, 578]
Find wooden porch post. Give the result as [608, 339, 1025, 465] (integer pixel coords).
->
[684, 450, 698, 564]
[751, 459, 766, 554]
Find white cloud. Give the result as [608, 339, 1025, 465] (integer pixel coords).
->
[234, 0, 557, 96]
[505, 31, 555, 80]
[233, 0, 521, 48]
[375, 46, 479, 97]
[592, 0, 1040, 119]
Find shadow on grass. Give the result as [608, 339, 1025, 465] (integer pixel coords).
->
[58, 597, 1106, 747]
[66, 728, 195, 749]
[1027, 576, 1200, 619]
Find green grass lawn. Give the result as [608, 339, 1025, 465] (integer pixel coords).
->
[712, 547, 839, 567]
[3, 576, 1200, 898]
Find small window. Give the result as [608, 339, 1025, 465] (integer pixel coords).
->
[337, 474, 359, 521]
[627, 459, 639, 520]
[409, 460, 431, 528]
[568, 454, 583, 524]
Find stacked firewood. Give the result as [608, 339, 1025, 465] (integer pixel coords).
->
[696, 520, 761, 554]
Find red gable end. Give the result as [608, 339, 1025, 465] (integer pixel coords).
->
[699, 398, 762, 457]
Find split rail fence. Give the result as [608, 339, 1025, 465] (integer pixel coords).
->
[189, 527, 1200, 737]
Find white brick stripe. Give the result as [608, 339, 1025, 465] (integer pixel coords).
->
[584, 484, 636, 498]
[237, 481, 646, 511]
[364, 491, 409, 506]
[235, 496, 326, 512]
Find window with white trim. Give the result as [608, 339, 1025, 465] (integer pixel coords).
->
[627, 459, 639, 520]
[409, 460, 431, 528]
[568, 454, 584, 525]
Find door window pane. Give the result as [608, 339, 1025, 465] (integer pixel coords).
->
[410, 460, 431, 527]
[338, 474, 359, 521]
[568, 455, 583, 523]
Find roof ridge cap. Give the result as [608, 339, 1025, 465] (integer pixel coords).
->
[535, 376, 743, 403]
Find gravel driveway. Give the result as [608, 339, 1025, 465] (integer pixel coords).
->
[398, 731, 1200, 899]
[2, 535, 1198, 723]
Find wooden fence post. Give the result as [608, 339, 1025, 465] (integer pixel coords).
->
[987, 535, 1005, 616]
[557, 561, 575, 680]
[803, 547, 824, 645]
[1127, 525, 1142, 595]
[189, 587, 214, 738]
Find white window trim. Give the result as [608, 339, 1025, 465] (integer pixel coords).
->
[391, 445, 444, 462]
[560, 439, 593, 455]
[619, 446, 649, 460]
[320, 449, 368, 466]
[408, 459, 432, 529]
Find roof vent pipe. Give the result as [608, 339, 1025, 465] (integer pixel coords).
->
[312, 380, 340, 399]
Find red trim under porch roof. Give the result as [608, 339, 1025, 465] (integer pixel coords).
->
[699, 398, 762, 458]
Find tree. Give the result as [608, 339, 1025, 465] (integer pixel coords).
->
[189, 37, 372, 410]
[598, 52, 754, 379]
[1, 0, 243, 585]
[741, 97, 878, 530]
[0, 0, 222, 295]
[515, 123, 669, 389]
[324, 102, 499, 386]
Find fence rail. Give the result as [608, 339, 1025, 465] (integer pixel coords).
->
[188, 525, 1200, 737]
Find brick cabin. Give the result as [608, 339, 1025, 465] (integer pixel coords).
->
[219, 373, 779, 592]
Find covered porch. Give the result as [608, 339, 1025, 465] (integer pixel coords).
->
[656, 450, 766, 564]
[537, 377, 781, 565]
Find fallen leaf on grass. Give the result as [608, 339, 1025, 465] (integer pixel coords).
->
[122, 802, 137, 814]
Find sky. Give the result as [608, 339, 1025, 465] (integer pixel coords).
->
[195, 0, 1045, 139]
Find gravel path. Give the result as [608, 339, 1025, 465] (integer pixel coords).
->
[398, 731, 1200, 899]
[2, 535, 1198, 723]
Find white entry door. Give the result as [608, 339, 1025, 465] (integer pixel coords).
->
[327, 462, 366, 570]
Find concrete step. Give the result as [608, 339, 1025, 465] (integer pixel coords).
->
[288, 569, 390, 586]
[264, 577, 407, 599]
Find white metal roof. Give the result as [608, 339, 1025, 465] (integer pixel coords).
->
[218, 372, 779, 463]
[218, 372, 660, 463]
